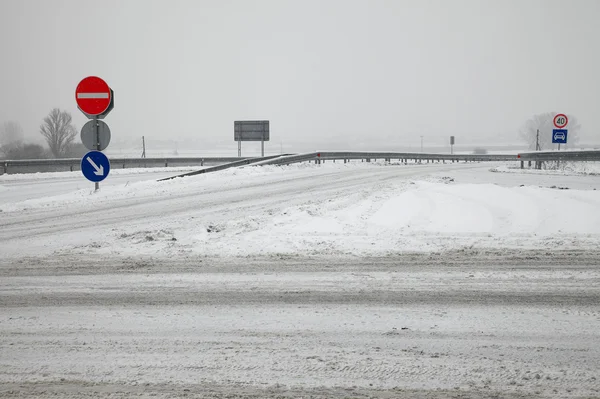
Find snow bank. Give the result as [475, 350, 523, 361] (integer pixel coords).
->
[181, 180, 599, 256]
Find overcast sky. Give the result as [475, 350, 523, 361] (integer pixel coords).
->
[0, 0, 598, 153]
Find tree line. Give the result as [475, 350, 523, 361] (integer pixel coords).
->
[0, 108, 86, 160]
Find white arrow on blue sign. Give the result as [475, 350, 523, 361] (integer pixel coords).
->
[81, 151, 110, 182]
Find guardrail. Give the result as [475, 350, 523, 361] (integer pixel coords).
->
[516, 150, 600, 169]
[518, 150, 600, 161]
[157, 155, 284, 181]
[2, 151, 597, 175]
[256, 152, 519, 166]
[317, 151, 518, 162]
[0, 157, 251, 175]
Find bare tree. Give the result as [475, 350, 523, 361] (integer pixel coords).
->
[519, 112, 581, 150]
[40, 108, 77, 158]
[0, 121, 24, 146]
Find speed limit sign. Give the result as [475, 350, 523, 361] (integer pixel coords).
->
[553, 114, 568, 129]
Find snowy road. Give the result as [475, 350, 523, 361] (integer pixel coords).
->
[1, 162, 600, 398]
[1, 255, 599, 398]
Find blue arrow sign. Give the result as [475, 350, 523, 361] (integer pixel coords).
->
[552, 129, 568, 144]
[81, 151, 110, 182]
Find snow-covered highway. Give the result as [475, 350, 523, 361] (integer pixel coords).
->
[1, 161, 599, 398]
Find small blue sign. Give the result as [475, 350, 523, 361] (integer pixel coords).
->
[552, 129, 568, 144]
[81, 151, 110, 182]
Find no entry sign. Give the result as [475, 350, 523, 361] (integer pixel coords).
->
[75, 76, 112, 116]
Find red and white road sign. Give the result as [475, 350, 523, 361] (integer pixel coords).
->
[553, 113, 568, 129]
[75, 76, 112, 116]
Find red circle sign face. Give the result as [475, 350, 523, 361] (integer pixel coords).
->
[75, 76, 111, 116]
[553, 114, 568, 129]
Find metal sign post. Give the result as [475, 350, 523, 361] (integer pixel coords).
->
[95, 117, 100, 191]
[553, 114, 568, 168]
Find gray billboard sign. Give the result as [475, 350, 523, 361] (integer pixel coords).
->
[234, 120, 270, 141]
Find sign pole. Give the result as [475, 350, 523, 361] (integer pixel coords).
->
[95, 117, 100, 191]
[238, 140, 241, 157]
[261, 135, 264, 157]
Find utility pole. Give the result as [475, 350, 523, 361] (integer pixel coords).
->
[141, 136, 146, 158]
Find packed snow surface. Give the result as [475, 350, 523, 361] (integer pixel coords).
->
[1, 161, 600, 398]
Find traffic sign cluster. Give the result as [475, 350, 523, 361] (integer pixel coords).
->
[75, 76, 113, 185]
[552, 113, 568, 145]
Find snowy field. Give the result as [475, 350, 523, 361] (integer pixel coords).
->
[1, 161, 599, 398]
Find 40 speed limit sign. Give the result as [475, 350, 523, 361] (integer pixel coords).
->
[553, 114, 568, 129]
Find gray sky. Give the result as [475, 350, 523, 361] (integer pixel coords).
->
[1, 0, 599, 153]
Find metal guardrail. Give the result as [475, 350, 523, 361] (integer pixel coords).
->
[0, 157, 255, 174]
[316, 152, 518, 162]
[157, 155, 284, 181]
[517, 150, 600, 161]
[158, 152, 515, 180]
[255, 153, 320, 166]
[256, 152, 518, 166]
[3, 151, 598, 175]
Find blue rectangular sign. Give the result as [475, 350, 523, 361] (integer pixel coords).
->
[552, 129, 568, 144]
